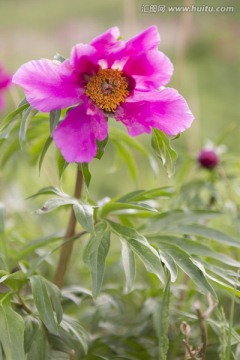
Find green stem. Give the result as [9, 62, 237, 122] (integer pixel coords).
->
[53, 167, 83, 288]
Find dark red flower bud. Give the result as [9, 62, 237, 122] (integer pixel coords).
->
[197, 149, 220, 169]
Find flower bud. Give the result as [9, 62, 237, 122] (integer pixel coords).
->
[197, 148, 220, 169]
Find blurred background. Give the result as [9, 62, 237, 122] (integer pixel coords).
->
[0, 0, 239, 237]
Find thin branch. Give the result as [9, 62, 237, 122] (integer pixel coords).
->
[54, 168, 83, 288]
[183, 340, 198, 360]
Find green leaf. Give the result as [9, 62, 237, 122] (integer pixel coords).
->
[145, 210, 221, 232]
[45, 280, 63, 324]
[150, 235, 240, 267]
[30, 275, 59, 334]
[80, 163, 91, 188]
[49, 109, 61, 134]
[100, 201, 158, 217]
[112, 140, 138, 181]
[109, 127, 149, 156]
[168, 224, 240, 248]
[27, 186, 70, 200]
[0, 103, 30, 133]
[0, 121, 17, 140]
[107, 221, 165, 284]
[151, 129, 177, 177]
[59, 315, 90, 355]
[73, 202, 95, 234]
[35, 197, 77, 214]
[19, 106, 38, 146]
[12, 233, 62, 265]
[116, 187, 175, 203]
[95, 136, 108, 160]
[121, 239, 135, 293]
[160, 252, 178, 282]
[0, 271, 27, 291]
[38, 136, 53, 173]
[24, 316, 50, 360]
[205, 273, 240, 297]
[154, 242, 217, 298]
[58, 152, 68, 180]
[0, 300, 25, 360]
[83, 223, 110, 297]
[154, 274, 171, 360]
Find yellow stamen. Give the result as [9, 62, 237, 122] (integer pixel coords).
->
[85, 69, 129, 113]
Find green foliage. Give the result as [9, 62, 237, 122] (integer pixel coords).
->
[1, 95, 240, 359]
[151, 129, 178, 177]
[83, 222, 110, 297]
[0, 299, 25, 360]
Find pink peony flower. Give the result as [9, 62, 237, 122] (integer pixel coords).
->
[12, 26, 194, 163]
[0, 64, 12, 111]
[197, 148, 220, 169]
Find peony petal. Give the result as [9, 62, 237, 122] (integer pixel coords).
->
[90, 27, 123, 52]
[123, 50, 173, 90]
[115, 88, 194, 136]
[12, 59, 82, 112]
[70, 43, 99, 77]
[124, 26, 160, 54]
[53, 104, 108, 163]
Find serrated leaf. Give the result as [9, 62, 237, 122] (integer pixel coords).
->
[83, 223, 110, 297]
[80, 163, 91, 188]
[0, 301, 25, 360]
[151, 129, 177, 177]
[30, 275, 59, 334]
[107, 220, 165, 284]
[121, 239, 135, 293]
[73, 202, 95, 234]
[19, 106, 38, 145]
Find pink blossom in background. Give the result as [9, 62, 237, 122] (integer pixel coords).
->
[13, 26, 194, 163]
[0, 64, 12, 111]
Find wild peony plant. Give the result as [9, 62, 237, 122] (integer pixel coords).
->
[1, 26, 239, 360]
[12, 26, 194, 162]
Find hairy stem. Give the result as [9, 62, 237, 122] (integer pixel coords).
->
[54, 168, 83, 288]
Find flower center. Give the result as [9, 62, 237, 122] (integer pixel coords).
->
[85, 68, 129, 113]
